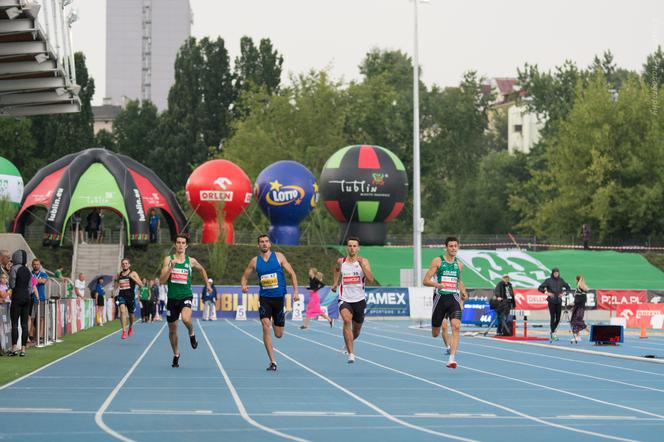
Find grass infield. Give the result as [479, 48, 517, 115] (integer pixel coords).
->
[0, 320, 122, 386]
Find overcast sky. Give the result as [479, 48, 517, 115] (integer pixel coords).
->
[75, 0, 664, 105]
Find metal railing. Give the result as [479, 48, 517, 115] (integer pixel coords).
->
[37, 0, 77, 88]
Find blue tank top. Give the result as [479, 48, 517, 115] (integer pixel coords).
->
[256, 252, 287, 298]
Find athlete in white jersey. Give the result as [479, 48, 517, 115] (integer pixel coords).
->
[331, 236, 374, 363]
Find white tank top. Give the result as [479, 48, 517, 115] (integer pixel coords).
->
[340, 258, 365, 303]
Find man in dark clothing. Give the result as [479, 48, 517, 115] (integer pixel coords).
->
[86, 209, 101, 242]
[581, 224, 591, 250]
[8, 250, 33, 356]
[538, 267, 571, 341]
[493, 275, 516, 336]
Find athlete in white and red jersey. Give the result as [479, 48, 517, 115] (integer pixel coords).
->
[331, 236, 374, 364]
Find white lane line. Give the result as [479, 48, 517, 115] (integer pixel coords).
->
[364, 324, 664, 377]
[226, 319, 477, 442]
[347, 332, 664, 421]
[129, 409, 213, 414]
[0, 407, 73, 413]
[556, 415, 639, 420]
[359, 329, 664, 394]
[415, 413, 498, 418]
[272, 411, 357, 416]
[94, 323, 166, 442]
[199, 320, 308, 442]
[0, 328, 122, 390]
[474, 335, 664, 365]
[287, 329, 639, 442]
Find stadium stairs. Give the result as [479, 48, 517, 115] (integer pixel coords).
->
[72, 243, 123, 290]
[0, 0, 80, 117]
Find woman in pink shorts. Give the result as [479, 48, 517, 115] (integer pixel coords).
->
[300, 268, 333, 329]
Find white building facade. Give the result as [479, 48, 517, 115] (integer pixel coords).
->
[507, 104, 545, 154]
[105, 0, 191, 110]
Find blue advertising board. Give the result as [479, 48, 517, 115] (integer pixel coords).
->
[461, 299, 495, 326]
[365, 288, 410, 317]
[191, 285, 340, 319]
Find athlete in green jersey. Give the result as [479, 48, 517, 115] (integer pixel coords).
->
[423, 236, 468, 369]
[159, 234, 212, 368]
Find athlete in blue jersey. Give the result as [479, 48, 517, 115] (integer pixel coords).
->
[241, 234, 299, 371]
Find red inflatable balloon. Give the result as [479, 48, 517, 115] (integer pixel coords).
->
[186, 160, 252, 244]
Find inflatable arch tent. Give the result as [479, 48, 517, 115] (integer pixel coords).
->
[13, 148, 187, 246]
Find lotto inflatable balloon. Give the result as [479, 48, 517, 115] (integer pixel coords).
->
[14, 148, 187, 246]
[319, 145, 408, 245]
[254, 160, 318, 245]
[0, 156, 23, 206]
[186, 159, 252, 244]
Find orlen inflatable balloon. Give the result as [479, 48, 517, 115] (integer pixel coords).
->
[0, 156, 23, 206]
[254, 161, 318, 245]
[319, 145, 408, 245]
[186, 160, 252, 244]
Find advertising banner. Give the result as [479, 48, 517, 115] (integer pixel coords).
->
[615, 304, 664, 329]
[191, 285, 340, 320]
[365, 288, 409, 317]
[596, 290, 647, 310]
[461, 300, 495, 326]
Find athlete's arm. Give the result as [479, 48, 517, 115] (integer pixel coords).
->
[331, 258, 342, 292]
[130, 271, 143, 287]
[278, 253, 299, 302]
[159, 256, 172, 284]
[358, 257, 375, 284]
[240, 257, 256, 294]
[422, 257, 442, 289]
[190, 257, 212, 293]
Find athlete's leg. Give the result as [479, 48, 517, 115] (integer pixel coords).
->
[449, 318, 461, 358]
[431, 326, 441, 338]
[340, 308, 354, 354]
[168, 321, 179, 356]
[352, 321, 362, 340]
[119, 304, 127, 331]
[261, 318, 277, 363]
[300, 317, 310, 329]
[441, 319, 450, 348]
[181, 307, 194, 336]
[273, 324, 284, 338]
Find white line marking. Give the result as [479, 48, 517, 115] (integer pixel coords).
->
[0, 328, 122, 390]
[474, 335, 664, 365]
[0, 407, 72, 413]
[129, 409, 213, 414]
[557, 415, 638, 420]
[199, 320, 308, 442]
[359, 328, 664, 394]
[344, 328, 664, 420]
[94, 323, 166, 442]
[272, 411, 357, 416]
[226, 319, 477, 442]
[365, 323, 664, 376]
[415, 413, 498, 418]
[288, 328, 639, 442]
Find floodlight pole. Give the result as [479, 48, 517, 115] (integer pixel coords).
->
[412, 0, 422, 287]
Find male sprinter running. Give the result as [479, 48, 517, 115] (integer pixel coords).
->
[331, 236, 375, 364]
[159, 234, 211, 368]
[241, 234, 299, 371]
[423, 236, 468, 368]
[114, 258, 143, 340]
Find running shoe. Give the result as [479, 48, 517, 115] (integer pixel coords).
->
[347, 353, 356, 364]
[299, 325, 307, 330]
[329, 319, 334, 328]
[266, 362, 277, 371]
[121, 331, 127, 340]
[552, 333, 559, 341]
[446, 360, 457, 369]
[189, 334, 198, 349]
[19, 351, 26, 357]
[128, 327, 133, 337]
[7, 350, 17, 357]
[445, 347, 451, 355]
[172, 354, 180, 368]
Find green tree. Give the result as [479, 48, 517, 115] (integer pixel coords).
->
[234, 36, 283, 94]
[94, 129, 115, 150]
[112, 100, 160, 161]
[643, 46, 664, 88]
[0, 117, 39, 181]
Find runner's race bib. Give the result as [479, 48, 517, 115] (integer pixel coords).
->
[170, 268, 189, 284]
[260, 273, 279, 289]
[118, 279, 130, 290]
[342, 275, 362, 286]
[439, 276, 458, 291]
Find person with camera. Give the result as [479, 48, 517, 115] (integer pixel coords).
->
[570, 275, 589, 343]
[492, 275, 516, 336]
[538, 268, 571, 342]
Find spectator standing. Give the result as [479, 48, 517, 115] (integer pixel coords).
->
[300, 268, 333, 329]
[86, 209, 101, 242]
[139, 278, 150, 322]
[8, 250, 32, 356]
[1, 249, 11, 278]
[94, 277, 106, 325]
[202, 278, 217, 321]
[31, 259, 48, 344]
[0, 272, 10, 303]
[158, 282, 167, 318]
[149, 279, 160, 322]
[97, 209, 106, 243]
[538, 268, 571, 342]
[149, 209, 161, 243]
[571, 275, 589, 343]
[71, 212, 84, 244]
[493, 275, 516, 336]
[581, 224, 591, 250]
[74, 273, 86, 299]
